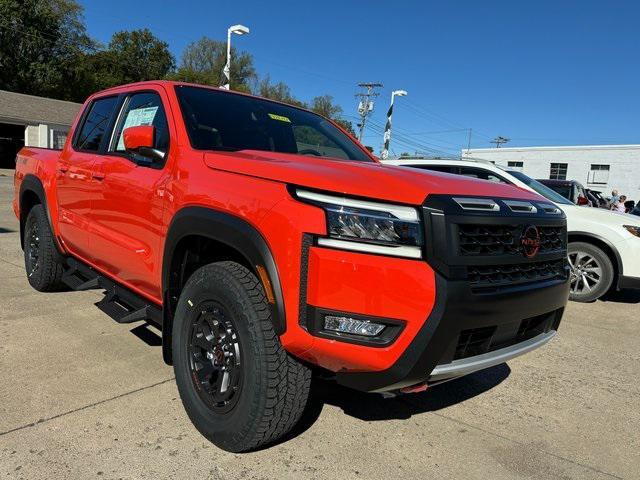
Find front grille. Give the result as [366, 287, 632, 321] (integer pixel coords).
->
[453, 326, 496, 360]
[458, 224, 564, 256]
[468, 258, 568, 292]
[452, 312, 557, 361]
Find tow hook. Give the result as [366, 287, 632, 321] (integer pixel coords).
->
[400, 382, 429, 394]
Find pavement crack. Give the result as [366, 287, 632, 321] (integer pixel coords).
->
[0, 377, 175, 437]
[427, 410, 624, 480]
[0, 257, 22, 269]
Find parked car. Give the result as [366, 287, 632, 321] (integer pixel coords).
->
[13, 81, 570, 452]
[537, 179, 590, 206]
[586, 189, 610, 209]
[383, 158, 640, 302]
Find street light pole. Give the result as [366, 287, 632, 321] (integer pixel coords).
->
[380, 90, 407, 159]
[222, 24, 250, 90]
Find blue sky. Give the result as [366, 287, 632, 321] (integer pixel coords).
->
[81, 0, 640, 156]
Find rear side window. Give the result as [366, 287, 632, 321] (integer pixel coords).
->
[74, 96, 119, 151]
[112, 92, 169, 155]
[411, 165, 459, 174]
[459, 166, 508, 184]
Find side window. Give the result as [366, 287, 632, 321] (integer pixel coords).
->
[293, 125, 348, 160]
[74, 96, 119, 151]
[459, 167, 508, 184]
[413, 165, 459, 174]
[112, 92, 169, 161]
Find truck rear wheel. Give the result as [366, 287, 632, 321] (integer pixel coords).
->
[23, 204, 66, 292]
[172, 261, 311, 452]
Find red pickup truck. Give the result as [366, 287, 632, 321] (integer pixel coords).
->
[13, 81, 570, 452]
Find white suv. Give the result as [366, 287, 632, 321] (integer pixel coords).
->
[383, 158, 640, 302]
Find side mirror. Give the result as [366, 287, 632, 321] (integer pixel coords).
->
[123, 125, 164, 163]
[577, 195, 589, 206]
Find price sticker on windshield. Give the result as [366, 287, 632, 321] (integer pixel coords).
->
[268, 113, 291, 123]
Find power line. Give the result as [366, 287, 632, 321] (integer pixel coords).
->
[490, 136, 510, 148]
[366, 121, 457, 158]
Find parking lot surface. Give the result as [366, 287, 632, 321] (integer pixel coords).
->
[0, 170, 638, 479]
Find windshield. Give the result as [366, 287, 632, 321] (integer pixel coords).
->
[507, 171, 573, 205]
[174, 85, 372, 162]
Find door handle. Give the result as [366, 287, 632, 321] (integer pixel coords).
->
[57, 165, 69, 174]
[92, 173, 105, 181]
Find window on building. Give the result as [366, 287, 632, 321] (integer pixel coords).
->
[549, 163, 568, 180]
[588, 164, 610, 185]
[51, 129, 67, 150]
[74, 96, 119, 151]
[507, 161, 523, 171]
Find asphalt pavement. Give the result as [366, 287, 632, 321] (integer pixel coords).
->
[0, 170, 638, 479]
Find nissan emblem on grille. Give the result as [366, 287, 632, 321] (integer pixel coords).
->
[521, 225, 541, 258]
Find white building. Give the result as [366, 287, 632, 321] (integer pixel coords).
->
[462, 145, 640, 201]
[0, 90, 82, 168]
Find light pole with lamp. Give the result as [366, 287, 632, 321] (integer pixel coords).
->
[221, 24, 250, 90]
[380, 89, 407, 159]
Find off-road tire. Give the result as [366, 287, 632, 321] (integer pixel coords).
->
[23, 204, 66, 292]
[172, 261, 311, 452]
[568, 241, 614, 303]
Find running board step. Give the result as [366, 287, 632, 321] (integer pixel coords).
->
[95, 296, 157, 324]
[61, 258, 101, 291]
[63, 258, 162, 328]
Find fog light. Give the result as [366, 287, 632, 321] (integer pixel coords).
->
[324, 315, 385, 336]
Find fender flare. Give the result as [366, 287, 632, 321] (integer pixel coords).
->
[568, 230, 623, 276]
[161, 206, 286, 364]
[18, 175, 55, 248]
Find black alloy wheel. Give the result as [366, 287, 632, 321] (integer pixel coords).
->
[188, 303, 242, 413]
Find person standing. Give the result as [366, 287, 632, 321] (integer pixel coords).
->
[614, 195, 627, 213]
[609, 189, 620, 209]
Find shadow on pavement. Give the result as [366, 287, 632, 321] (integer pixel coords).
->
[0, 227, 16, 233]
[281, 363, 511, 446]
[600, 289, 640, 304]
[129, 323, 163, 346]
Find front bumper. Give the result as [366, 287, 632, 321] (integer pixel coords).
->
[335, 273, 567, 392]
[618, 274, 640, 290]
[429, 329, 556, 382]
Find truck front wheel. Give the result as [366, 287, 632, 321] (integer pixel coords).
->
[23, 204, 66, 292]
[172, 261, 311, 452]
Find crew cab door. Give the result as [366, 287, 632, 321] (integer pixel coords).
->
[89, 89, 173, 301]
[56, 96, 120, 258]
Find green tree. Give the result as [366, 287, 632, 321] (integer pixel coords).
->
[256, 75, 305, 106]
[309, 95, 356, 135]
[100, 29, 174, 86]
[172, 36, 255, 92]
[0, 0, 96, 100]
[309, 95, 342, 119]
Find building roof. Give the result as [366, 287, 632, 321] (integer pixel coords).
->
[464, 144, 640, 153]
[0, 90, 82, 127]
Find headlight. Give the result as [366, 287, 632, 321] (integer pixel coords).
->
[295, 189, 423, 259]
[623, 225, 640, 238]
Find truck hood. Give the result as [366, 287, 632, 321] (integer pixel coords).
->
[204, 151, 543, 205]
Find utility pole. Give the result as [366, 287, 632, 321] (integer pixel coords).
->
[491, 136, 509, 148]
[466, 128, 472, 151]
[380, 90, 407, 160]
[355, 82, 383, 142]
